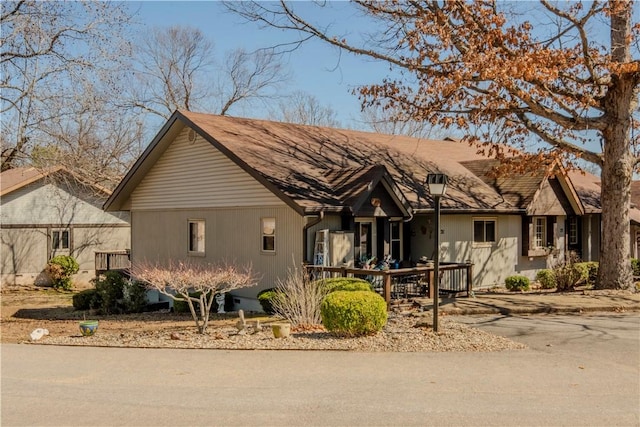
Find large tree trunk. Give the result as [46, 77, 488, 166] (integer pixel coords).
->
[597, 2, 635, 290]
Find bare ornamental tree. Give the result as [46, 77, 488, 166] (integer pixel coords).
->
[227, 0, 640, 290]
[130, 260, 257, 334]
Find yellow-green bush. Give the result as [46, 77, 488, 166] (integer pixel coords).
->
[317, 277, 373, 293]
[321, 290, 387, 337]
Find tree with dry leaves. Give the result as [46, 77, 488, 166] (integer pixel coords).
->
[227, 0, 640, 290]
[130, 260, 257, 334]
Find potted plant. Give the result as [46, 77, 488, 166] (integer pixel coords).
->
[79, 320, 99, 336]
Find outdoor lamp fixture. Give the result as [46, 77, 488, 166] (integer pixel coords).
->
[426, 173, 448, 333]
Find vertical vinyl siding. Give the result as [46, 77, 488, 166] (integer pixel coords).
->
[409, 213, 521, 288]
[131, 127, 285, 210]
[131, 206, 303, 298]
[0, 228, 48, 284]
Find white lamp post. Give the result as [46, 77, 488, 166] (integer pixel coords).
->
[426, 173, 448, 333]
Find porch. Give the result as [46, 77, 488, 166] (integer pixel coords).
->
[304, 262, 473, 308]
[95, 250, 131, 275]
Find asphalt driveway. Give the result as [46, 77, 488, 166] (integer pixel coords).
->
[2, 313, 639, 427]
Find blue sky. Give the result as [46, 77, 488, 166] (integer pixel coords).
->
[130, 1, 392, 128]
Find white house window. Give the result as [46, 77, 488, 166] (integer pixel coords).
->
[52, 230, 70, 250]
[568, 217, 578, 245]
[473, 219, 496, 243]
[534, 217, 546, 249]
[188, 220, 205, 255]
[390, 221, 402, 260]
[261, 217, 276, 252]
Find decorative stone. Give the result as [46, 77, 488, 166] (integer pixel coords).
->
[30, 328, 49, 341]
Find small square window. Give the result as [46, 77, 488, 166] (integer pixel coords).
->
[188, 220, 205, 255]
[262, 218, 275, 252]
[473, 219, 496, 243]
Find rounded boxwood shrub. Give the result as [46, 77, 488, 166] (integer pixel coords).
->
[72, 288, 99, 310]
[505, 275, 530, 292]
[535, 269, 556, 289]
[257, 288, 281, 314]
[317, 277, 373, 294]
[46, 255, 79, 291]
[321, 290, 387, 337]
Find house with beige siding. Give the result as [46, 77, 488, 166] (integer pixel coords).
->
[1, 167, 130, 286]
[104, 110, 626, 310]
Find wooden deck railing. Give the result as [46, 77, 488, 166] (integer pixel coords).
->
[304, 262, 473, 308]
[95, 250, 131, 275]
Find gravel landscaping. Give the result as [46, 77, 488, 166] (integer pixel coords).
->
[28, 312, 526, 352]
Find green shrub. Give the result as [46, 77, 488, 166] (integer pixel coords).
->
[46, 255, 79, 291]
[631, 258, 640, 277]
[321, 290, 387, 337]
[92, 271, 147, 314]
[576, 262, 599, 287]
[257, 288, 281, 314]
[72, 289, 99, 310]
[318, 277, 373, 294]
[553, 255, 588, 292]
[535, 269, 556, 289]
[505, 275, 531, 292]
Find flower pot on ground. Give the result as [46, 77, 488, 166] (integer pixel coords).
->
[79, 320, 99, 336]
[271, 323, 291, 338]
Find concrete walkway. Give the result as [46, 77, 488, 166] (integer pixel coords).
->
[414, 290, 640, 315]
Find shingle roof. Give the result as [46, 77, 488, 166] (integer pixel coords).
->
[0, 166, 62, 196]
[1, 166, 110, 197]
[179, 111, 516, 212]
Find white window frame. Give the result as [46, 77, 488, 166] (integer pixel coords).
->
[533, 217, 546, 249]
[389, 220, 402, 261]
[472, 218, 497, 246]
[188, 219, 205, 256]
[261, 217, 276, 253]
[52, 229, 70, 250]
[568, 217, 578, 245]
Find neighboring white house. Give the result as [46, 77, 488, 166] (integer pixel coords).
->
[1, 166, 130, 286]
[103, 111, 631, 310]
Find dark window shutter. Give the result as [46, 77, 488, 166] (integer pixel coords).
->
[522, 216, 531, 256]
[547, 216, 556, 247]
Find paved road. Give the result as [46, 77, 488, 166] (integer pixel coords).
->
[2, 313, 639, 427]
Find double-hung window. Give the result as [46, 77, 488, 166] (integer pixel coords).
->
[473, 218, 496, 244]
[52, 229, 70, 250]
[568, 217, 578, 245]
[188, 219, 205, 255]
[261, 217, 276, 252]
[390, 221, 402, 260]
[533, 217, 546, 249]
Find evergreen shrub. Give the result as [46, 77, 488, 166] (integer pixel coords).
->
[321, 290, 387, 337]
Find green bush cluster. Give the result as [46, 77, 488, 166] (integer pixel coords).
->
[46, 255, 79, 291]
[631, 259, 640, 277]
[321, 290, 387, 337]
[575, 262, 598, 287]
[505, 275, 531, 292]
[76, 271, 147, 314]
[257, 288, 281, 314]
[318, 277, 373, 294]
[72, 289, 98, 310]
[535, 269, 556, 289]
[554, 261, 588, 292]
